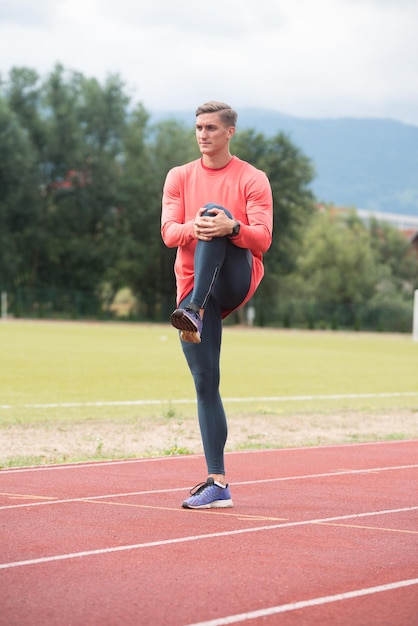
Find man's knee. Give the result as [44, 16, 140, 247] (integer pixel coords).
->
[203, 203, 233, 220]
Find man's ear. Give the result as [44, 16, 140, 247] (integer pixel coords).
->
[227, 126, 236, 139]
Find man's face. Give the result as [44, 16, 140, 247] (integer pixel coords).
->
[195, 113, 235, 158]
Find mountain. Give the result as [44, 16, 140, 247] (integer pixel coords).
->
[151, 108, 418, 217]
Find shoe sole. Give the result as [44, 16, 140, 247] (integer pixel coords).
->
[171, 309, 198, 330]
[182, 499, 233, 509]
[171, 310, 201, 343]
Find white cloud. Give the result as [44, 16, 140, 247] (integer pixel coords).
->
[100, 0, 286, 37]
[0, 0, 417, 125]
[0, 0, 60, 26]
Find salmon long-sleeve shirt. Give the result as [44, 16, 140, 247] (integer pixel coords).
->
[161, 155, 273, 312]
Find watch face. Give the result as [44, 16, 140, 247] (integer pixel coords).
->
[229, 222, 240, 237]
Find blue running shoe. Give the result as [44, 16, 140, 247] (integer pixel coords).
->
[171, 307, 203, 343]
[182, 478, 233, 509]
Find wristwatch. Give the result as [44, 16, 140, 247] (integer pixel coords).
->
[229, 221, 240, 237]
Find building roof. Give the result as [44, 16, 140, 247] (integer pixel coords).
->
[355, 209, 418, 231]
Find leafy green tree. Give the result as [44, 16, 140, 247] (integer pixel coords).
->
[1, 68, 50, 290]
[119, 118, 197, 318]
[12, 64, 412, 329]
[111, 103, 159, 315]
[0, 97, 43, 288]
[4, 65, 129, 291]
[232, 130, 316, 321]
[295, 209, 379, 307]
[4, 67, 46, 157]
[368, 217, 418, 295]
[279, 207, 418, 330]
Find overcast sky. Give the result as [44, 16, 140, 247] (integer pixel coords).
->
[1, 0, 417, 126]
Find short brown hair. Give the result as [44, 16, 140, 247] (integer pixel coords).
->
[195, 101, 237, 127]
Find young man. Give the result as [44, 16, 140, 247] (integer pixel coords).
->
[161, 101, 273, 509]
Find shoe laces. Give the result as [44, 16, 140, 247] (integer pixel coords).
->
[189, 478, 214, 495]
[185, 308, 201, 321]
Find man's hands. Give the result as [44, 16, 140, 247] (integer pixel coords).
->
[193, 207, 235, 241]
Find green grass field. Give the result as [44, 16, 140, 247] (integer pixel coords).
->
[1, 320, 417, 465]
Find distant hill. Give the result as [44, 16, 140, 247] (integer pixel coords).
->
[151, 108, 418, 217]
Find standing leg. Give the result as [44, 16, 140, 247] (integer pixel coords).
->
[175, 241, 252, 508]
[170, 203, 253, 508]
[180, 294, 226, 476]
[177, 237, 252, 478]
[179, 295, 234, 509]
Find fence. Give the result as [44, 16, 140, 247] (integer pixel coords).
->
[0, 286, 174, 323]
[0, 286, 414, 334]
[0, 287, 105, 320]
[267, 299, 413, 333]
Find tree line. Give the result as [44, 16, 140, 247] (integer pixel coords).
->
[1, 65, 417, 331]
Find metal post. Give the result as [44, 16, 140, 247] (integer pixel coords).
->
[1, 291, 7, 320]
[246, 304, 256, 327]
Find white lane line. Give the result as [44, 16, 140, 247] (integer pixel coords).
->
[1, 506, 417, 570]
[1, 464, 417, 511]
[1, 391, 417, 410]
[187, 578, 418, 626]
[0, 486, 187, 510]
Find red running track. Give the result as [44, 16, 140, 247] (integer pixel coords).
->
[1, 440, 417, 625]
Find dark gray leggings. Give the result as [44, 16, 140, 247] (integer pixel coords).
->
[179, 205, 252, 475]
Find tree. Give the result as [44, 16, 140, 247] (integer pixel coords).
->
[118, 118, 197, 318]
[296, 209, 379, 306]
[368, 217, 418, 296]
[4, 67, 46, 157]
[231, 130, 316, 321]
[1, 64, 337, 325]
[0, 97, 43, 288]
[2, 65, 129, 292]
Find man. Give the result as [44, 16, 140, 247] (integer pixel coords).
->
[161, 101, 273, 509]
